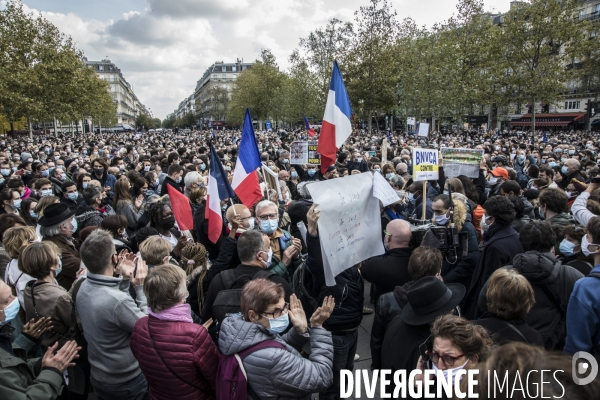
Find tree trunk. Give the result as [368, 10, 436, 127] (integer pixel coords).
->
[28, 118, 32, 140]
[53, 117, 57, 137]
[367, 112, 372, 135]
[10, 121, 14, 139]
[531, 96, 536, 134]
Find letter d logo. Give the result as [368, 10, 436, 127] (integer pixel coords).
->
[572, 351, 598, 385]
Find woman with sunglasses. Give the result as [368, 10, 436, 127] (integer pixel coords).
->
[414, 315, 492, 397]
[219, 278, 336, 399]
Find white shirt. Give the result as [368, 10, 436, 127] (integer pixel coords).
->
[4, 259, 36, 308]
[159, 233, 178, 250]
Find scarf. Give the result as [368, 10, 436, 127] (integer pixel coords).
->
[148, 303, 193, 323]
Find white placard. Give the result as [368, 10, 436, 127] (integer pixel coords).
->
[412, 148, 439, 182]
[373, 171, 400, 207]
[417, 122, 430, 137]
[407, 117, 416, 126]
[310, 173, 385, 286]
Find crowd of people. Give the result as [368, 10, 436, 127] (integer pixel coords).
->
[0, 127, 599, 399]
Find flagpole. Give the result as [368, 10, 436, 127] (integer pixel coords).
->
[230, 198, 237, 216]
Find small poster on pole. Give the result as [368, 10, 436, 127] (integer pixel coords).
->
[416, 122, 430, 137]
[412, 148, 439, 181]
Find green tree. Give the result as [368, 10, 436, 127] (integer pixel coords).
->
[207, 85, 230, 121]
[490, 0, 586, 132]
[285, 57, 322, 125]
[180, 112, 196, 128]
[162, 114, 176, 129]
[344, 0, 399, 133]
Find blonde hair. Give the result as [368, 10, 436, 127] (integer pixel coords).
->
[18, 241, 60, 279]
[139, 236, 172, 266]
[143, 264, 188, 312]
[35, 196, 60, 217]
[189, 187, 206, 204]
[4, 226, 36, 259]
[487, 268, 536, 320]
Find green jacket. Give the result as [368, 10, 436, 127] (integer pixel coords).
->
[0, 347, 63, 400]
[266, 228, 303, 287]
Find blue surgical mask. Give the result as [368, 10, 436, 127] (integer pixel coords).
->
[559, 239, 578, 257]
[200, 164, 206, 171]
[40, 189, 53, 197]
[0, 298, 19, 324]
[176, 176, 182, 183]
[259, 247, 273, 268]
[12, 199, 21, 209]
[30, 211, 38, 219]
[561, 166, 568, 175]
[82, 182, 88, 189]
[71, 218, 78, 234]
[291, 172, 298, 179]
[60, 173, 67, 181]
[548, 162, 557, 168]
[408, 193, 415, 203]
[283, 158, 289, 164]
[569, 150, 575, 155]
[0, 169, 10, 176]
[434, 214, 449, 225]
[265, 312, 289, 334]
[385, 173, 394, 179]
[41, 170, 49, 177]
[225, 166, 232, 171]
[518, 155, 525, 163]
[374, 169, 381, 173]
[307, 170, 316, 177]
[67, 192, 78, 202]
[259, 219, 278, 234]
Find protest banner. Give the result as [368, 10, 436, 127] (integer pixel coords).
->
[440, 147, 484, 179]
[310, 173, 389, 286]
[289, 141, 320, 165]
[372, 171, 400, 207]
[412, 148, 439, 182]
[416, 122, 429, 137]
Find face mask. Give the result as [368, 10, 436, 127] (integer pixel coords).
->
[581, 234, 596, 257]
[259, 247, 273, 268]
[225, 166, 232, 171]
[41, 170, 49, 177]
[443, 190, 449, 196]
[260, 219, 278, 234]
[488, 177, 498, 186]
[385, 173, 394, 179]
[357, 157, 363, 163]
[541, 159, 546, 164]
[517, 155, 525, 163]
[67, 192, 78, 202]
[569, 150, 575, 155]
[408, 193, 415, 204]
[482, 216, 492, 231]
[432, 357, 470, 384]
[82, 182, 88, 189]
[435, 213, 449, 225]
[561, 166, 568, 175]
[0, 169, 10, 176]
[265, 312, 289, 334]
[30, 211, 38, 219]
[559, 239, 578, 257]
[176, 176, 182, 183]
[0, 298, 19, 324]
[12, 199, 21, 209]
[55, 256, 63, 276]
[59, 173, 66, 181]
[282, 158, 289, 164]
[71, 218, 78, 233]
[119, 165, 125, 170]
[161, 216, 176, 230]
[291, 172, 298, 179]
[268, 165, 275, 170]
[153, 179, 159, 187]
[93, 168, 104, 176]
[307, 170, 316, 177]
[548, 161, 557, 168]
[55, 155, 61, 160]
[40, 189, 53, 197]
[374, 169, 381, 173]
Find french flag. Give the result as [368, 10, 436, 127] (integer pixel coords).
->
[206, 142, 236, 244]
[231, 108, 263, 207]
[304, 116, 316, 137]
[318, 61, 353, 174]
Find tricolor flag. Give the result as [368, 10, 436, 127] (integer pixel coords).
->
[304, 116, 316, 137]
[231, 108, 263, 207]
[318, 61, 353, 174]
[206, 142, 236, 244]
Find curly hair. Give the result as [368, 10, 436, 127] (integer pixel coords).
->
[431, 315, 493, 363]
[519, 221, 556, 252]
[483, 195, 516, 226]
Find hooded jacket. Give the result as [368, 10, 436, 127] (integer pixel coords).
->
[75, 203, 115, 231]
[477, 251, 583, 350]
[546, 212, 576, 228]
[218, 315, 333, 400]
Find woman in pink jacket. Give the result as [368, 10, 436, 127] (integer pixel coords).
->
[131, 264, 218, 400]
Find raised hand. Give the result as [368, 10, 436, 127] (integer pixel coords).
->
[22, 317, 52, 339]
[309, 295, 335, 328]
[288, 294, 308, 334]
[41, 340, 81, 373]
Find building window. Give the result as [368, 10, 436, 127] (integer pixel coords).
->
[99, 65, 104, 71]
[232, 66, 237, 72]
[564, 101, 580, 110]
[212, 74, 217, 79]
[226, 66, 232, 72]
[595, 4, 600, 13]
[222, 74, 226, 79]
[232, 74, 237, 79]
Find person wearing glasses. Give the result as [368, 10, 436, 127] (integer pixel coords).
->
[413, 315, 492, 393]
[255, 200, 302, 285]
[381, 276, 465, 375]
[219, 278, 336, 399]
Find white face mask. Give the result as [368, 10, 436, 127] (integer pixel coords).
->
[432, 357, 470, 385]
[581, 234, 597, 257]
[259, 248, 273, 268]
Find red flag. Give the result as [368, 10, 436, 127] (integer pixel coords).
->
[167, 185, 194, 231]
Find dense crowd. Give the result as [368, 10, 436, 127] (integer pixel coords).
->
[0, 128, 599, 399]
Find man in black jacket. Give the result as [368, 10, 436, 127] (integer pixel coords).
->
[360, 219, 413, 302]
[201, 230, 292, 322]
[160, 164, 183, 195]
[306, 204, 363, 400]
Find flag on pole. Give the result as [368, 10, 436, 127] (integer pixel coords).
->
[231, 108, 263, 207]
[386, 130, 391, 142]
[167, 185, 194, 231]
[318, 60, 353, 174]
[206, 142, 236, 244]
[542, 132, 547, 143]
[304, 116, 316, 137]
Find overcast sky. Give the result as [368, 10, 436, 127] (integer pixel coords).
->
[9, 0, 513, 119]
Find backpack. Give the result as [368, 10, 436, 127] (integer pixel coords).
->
[212, 269, 275, 323]
[292, 261, 319, 319]
[216, 339, 287, 400]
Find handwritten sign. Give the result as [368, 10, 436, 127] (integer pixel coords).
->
[412, 148, 439, 181]
[310, 173, 385, 286]
[289, 141, 320, 165]
[440, 147, 484, 179]
[373, 171, 400, 207]
[416, 122, 429, 137]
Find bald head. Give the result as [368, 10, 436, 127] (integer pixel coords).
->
[385, 219, 412, 249]
[226, 204, 253, 230]
[565, 159, 580, 175]
[396, 163, 407, 174]
[278, 170, 289, 181]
